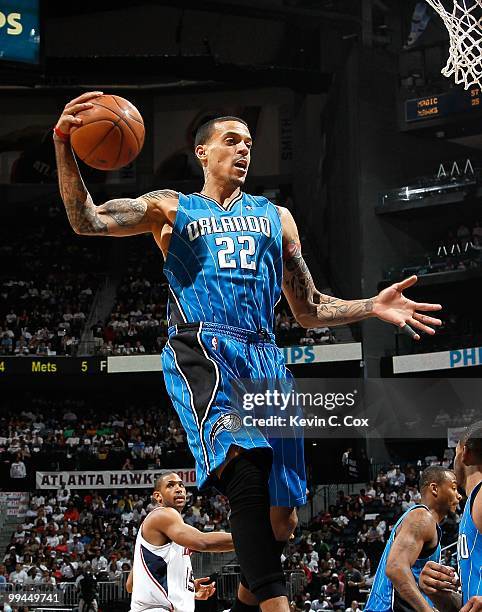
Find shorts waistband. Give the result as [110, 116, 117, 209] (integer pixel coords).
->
[168, 321, 276, 344]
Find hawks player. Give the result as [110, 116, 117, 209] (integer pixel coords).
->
[127, 472, 233, 612]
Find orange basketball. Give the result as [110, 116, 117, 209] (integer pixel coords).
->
[70, 95, 145, 170]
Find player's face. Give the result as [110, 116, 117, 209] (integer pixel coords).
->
[203, 121, 252, 186]
[438, 472, 462, 513]
[155, 475, 186, 512]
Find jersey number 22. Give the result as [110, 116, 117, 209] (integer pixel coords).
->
[215, 236, 256, 270]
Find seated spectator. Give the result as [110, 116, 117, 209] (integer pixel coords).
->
[9, 562, 29, 585]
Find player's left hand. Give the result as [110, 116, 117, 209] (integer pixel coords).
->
[460, 596, 482, 612]
[373, 275, 442, 341]
[194, 577, 216, 600]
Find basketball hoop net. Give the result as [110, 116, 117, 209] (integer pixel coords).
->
[425, 0, 482, 89]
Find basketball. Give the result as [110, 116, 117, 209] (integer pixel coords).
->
[70, 94, 145, 170]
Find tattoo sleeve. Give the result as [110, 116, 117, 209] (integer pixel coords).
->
[54, 139, 108, 234]
[140, 190, 179, 203]
[54, 140, 174, 235]
[283, 240, 374, 326]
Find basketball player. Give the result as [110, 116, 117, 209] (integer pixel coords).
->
[418, 421, 482, 612]
[364, 466, 461, 612]
[54, 91, 443, 612]
[126, 472, 232, 611]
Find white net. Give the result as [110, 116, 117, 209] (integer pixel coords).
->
[425, 0, 482, 89]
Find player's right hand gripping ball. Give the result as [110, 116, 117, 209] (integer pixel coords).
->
[70, 94, 145, 170]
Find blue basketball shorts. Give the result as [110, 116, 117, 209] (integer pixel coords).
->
[161, 321, 307, 508]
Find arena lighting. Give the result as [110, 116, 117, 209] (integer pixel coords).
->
[380, 158, 478, 207]
[381, 174, 477, 206]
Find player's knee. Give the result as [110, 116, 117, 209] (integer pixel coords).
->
[218, 451, 287, 602]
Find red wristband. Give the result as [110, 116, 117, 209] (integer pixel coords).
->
[53, 126, 70, 142]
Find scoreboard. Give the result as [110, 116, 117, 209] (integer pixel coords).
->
[0, 0, 40, 64]
[405, 85, 482, 123]
[0, 357, 107, 375]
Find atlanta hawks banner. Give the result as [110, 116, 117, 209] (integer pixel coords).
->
[35, 468, 197, 489]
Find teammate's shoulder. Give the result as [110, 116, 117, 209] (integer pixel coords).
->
[472, 480, 482, 530]
[402, 506, 436, 528]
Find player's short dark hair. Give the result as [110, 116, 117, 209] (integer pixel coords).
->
[194, 116, 249, 148]
[460, 420, 482, 462]
[419, 465, 454, 490]
[154, 471, 179, 491]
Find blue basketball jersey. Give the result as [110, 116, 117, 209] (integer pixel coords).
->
[365, 505, 441, 612]
[160, 191, 307, 506]
[458, 480, 482, 604]
[163, 192, 283, 334]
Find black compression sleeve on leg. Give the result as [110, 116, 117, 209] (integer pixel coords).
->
[218, 450, 287, 603]
[275, 540, 286, 557]
[239, 573, 249, 589]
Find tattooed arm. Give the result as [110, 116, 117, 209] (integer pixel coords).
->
[54, 91, 177, 237]
[55, 140, 177, 236]
[385, 509, 439, 612]
[280, 207, 443, 333]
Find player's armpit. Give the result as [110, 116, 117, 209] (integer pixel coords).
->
[279, 206, 374, 328]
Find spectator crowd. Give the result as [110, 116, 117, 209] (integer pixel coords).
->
[0, 394, 192, 489]
[0, 203, 105, 357]
[1, 429, 462, 612]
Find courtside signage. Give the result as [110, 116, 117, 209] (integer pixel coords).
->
[393, 346, 482, 373]
[282, 343, 362, 365]
[106, 343, 362, 372]
[0, 345, 362, 376]
[36, 469, 197, 489]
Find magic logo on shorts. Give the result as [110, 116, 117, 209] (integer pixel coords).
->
[209, 413, 243, 450]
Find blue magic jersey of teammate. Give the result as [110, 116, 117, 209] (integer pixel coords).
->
[365, 505, 441, 612]
[458, 480, 482, 603]
[163, 191, 283, 332]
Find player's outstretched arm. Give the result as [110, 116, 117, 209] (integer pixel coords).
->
[385, 509, 440, 612]
[54, 91, 177, 237]
[152, 508, 234, 553]
[280, 206, 442, 336]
